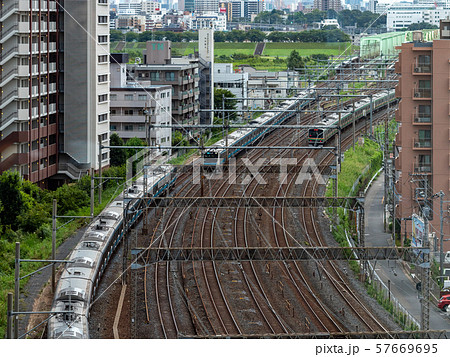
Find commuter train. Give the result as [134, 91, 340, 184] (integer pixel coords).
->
[203, 89, 315, 166]
[47, 163, 175, 339]
[334, 56, 360, 74]
[308, 89, 396, 146]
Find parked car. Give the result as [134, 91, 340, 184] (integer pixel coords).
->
[437, 294, 450, 311]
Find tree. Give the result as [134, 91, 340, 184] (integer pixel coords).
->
[110, 133, 127, 167]
[214, 88, 237, 122]
[407, 22, 438, 31]
[287, 50, 304, 70]
[54, 184, 89, 216]
[125, 137, 146, 160]
[0, 171, 23, 229]
[110, 30, 124, 42]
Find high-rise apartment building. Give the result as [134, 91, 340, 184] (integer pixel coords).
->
[0, 0, 110, 185]
[195, 0, 219, 13]
[394, 24, 450, 252]
[313, 0, 342, 12]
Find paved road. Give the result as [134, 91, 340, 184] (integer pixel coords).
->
[365, 174, 450, 331]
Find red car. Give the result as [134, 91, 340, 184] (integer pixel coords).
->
[438, 295, 450, 311]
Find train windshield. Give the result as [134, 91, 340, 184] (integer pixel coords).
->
[309, 129, 323, 138]
[204, 152, 218, 158]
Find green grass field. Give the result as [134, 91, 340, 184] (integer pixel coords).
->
[113, 41, 355, 58]
[263, 42, 353, 57]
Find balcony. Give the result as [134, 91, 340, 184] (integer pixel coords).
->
[413, 65, 431, 74]
[413, 139, 432, 149]
[413, 89, 431, 99]
[0, 24, 18, 43]
[413, 163, 432, 174]
[413, 114, 431, 124]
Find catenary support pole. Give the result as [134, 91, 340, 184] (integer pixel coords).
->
[52, 199, 57, 293]
[90, 168, 94, 217]
[7, 292, 13, 339]
[14, 242, 20, 338]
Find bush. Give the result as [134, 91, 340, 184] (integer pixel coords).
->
[54, 184, 90, 215]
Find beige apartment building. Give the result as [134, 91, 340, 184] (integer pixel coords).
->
[394, 23, 450, 252]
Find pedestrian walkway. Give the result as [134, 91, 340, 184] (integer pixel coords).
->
[365, 174, 450, 331]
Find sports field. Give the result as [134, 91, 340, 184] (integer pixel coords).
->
[111, 41, 354, 58]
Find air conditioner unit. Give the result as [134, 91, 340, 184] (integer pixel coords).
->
[415, 67, 421, 73]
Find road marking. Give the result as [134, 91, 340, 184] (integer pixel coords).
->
[382, 196, 385, 204]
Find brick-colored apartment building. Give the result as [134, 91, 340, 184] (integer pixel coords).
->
[394, 21, 450, 252]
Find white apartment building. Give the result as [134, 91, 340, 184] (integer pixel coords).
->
[0, 0, 109, 185]
[118, 0, 143, 14]
[387, 3, 450, 31]
[214, 63, 249, 112]
[187, 13, 227, 31]
[110, 55, 172, 153]
[142, 1, 161, 14]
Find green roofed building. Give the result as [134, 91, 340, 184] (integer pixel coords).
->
[360, 29, 440, 59]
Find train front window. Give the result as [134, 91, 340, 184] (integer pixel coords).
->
[309, 129, 323, 138]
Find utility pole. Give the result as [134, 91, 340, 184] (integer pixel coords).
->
[369, 94, 373, 138]
[421, 206, 431, 331]
[352, 100, 356, 150]
[7, 292, 13, 339]
[90, 168, 95, 217]
[52, 199, 57, 293]
[439, 191, 445, 285]
[14, 242, 20, 338]
[384, 97, 390, 232]
[98, 137, 102, 204]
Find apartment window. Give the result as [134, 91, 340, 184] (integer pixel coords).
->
[150, 72, 160, 81]
[138, 94, 147, 101]
[98, 0, 108, 3]
[165, 72, 175, 81]
[98, 55, 108, 63]
[110, 125, 117, 131]
[98, 113, 108, 122]
[161, 137, 166, 143]
[100, 133, 108, 141]
[124, 125, 133, 131]
[98, 74, 108, 83]
[124, 94, 133, 101]
[98, 94, 108, 103]
[49, 134, 56, 145]
[417, 129, 432, 148]
[167, 91, 170, 98]
[138, 125, 145, 131]
[101, 152, 108, 160]
[32, 140, 39, 151]
[124, 109, 134, 115]
[98, 16, 108, 24]
[49, 155, 56, 166]
[98, 35, 108, 43]
[417, 105, 431, 123]
[21, 57, 29, 65]
[161, 93, 165, 98]
[417, 55, 431, 72]
[40, 137, 47, 148]
[40, 158, 47, 168]
[110, 94, 117, 101]
[32, 161, 39, 172]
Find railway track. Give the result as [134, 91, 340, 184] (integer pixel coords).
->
[133, 63, 399, 338]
